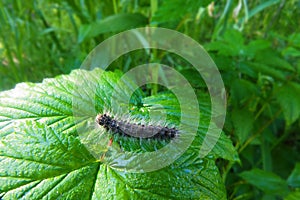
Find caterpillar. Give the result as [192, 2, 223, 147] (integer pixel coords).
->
[96, 113, 179, 140]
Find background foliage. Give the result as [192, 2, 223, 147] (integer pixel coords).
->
[0, 0, 299, 199]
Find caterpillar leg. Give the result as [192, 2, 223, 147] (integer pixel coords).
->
[100, 137, 114, 162]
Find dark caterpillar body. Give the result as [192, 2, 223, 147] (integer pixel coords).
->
[96, 114, 178, 139]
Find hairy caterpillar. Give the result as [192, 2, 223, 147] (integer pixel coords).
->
[96, 113, 179, 140]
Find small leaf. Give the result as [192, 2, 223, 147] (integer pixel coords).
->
[231, 108, 254, 143]
[247, 62, 287, 81]
[152, 0, 211, 24]
[288, 163, 300, 188]
[255, 50, 295, 72]
[205, 29, 245, 57]
[288, 33, 300, 48]
[223, 30, 245, 54]
[239, 168, 289, 197]
[285, 190, 300, 200]
[78, 13, 148, 43]
[245, 40, 271, 58]
[274, 82, 300, 125]
[230, 79, 258, 108]
[282, 47, 300, 58]
[212, 132, 240, 162]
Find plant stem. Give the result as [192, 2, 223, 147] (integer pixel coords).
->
[112, 0, 118, 14]
[150, 0, 158, 19]
[239, 109, 282, 153]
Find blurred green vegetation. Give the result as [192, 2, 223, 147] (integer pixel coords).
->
[0, 0, 300, 199]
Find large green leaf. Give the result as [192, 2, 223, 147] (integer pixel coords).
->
[0, 68, 228, 199]
[0, 121, 97, 199]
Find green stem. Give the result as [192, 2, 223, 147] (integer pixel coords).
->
[254, 103, 267, 120]
[151, 0, 158, 19]
[222, 161, 234, 183]
[270, 126, 291, 150]
[212, 0, 232, 40]
[239, 109, 282, 153]
[242, 0, 249, 22]
[264, 0, 286, 38]
[232, 193, 253, 200]
[112, 0, 118, 14]
[254, 125, 292, 167]
[222, 142, 240, 182]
